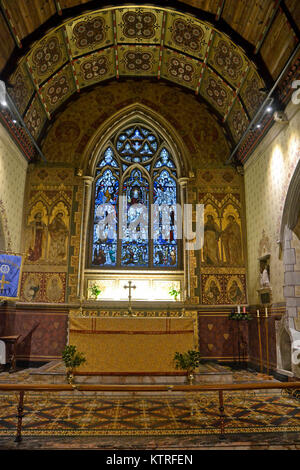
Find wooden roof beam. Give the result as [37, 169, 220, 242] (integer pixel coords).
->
[254, 0, 282, 55]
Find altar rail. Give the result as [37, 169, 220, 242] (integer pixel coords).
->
[0, 382, 300, 442]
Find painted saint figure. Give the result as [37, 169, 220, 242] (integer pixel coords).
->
[28, 212, 46, 262]
[48, 212, 69, 262]
[203, 215, 220, 265]
[220, 215, 243, 265]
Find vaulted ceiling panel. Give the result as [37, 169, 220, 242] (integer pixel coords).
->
[239, 67, 265, 119]
[64, 10, 114, 57]
[73, 47, 116, 88]
[26, 29, 69, 86]
[24, 93, 47, 139]
[227, 97, 250, 143]
[160, 48, 203, 91]
[118, 45, 160, 77]
[8, 60, 35, 115]
[115, 7, 164, 44]
[207, 32, 250, 88]
[199, 66, 233, 117]
[164, 12, 213, 60]
[40, 63, 76, 114]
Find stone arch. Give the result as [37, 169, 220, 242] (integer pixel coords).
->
[80, 103, 191, 178]
[278, 158, 300, 377]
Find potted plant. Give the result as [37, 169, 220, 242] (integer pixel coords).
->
[169, 285, 181, 301]
[89, 283, 101, 300]
[173, 350, 202, 384]
[62, 345, 86, 384]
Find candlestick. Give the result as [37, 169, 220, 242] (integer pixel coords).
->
[265, 307, 268, 318]
[237, 305, 241, 314]
[257, 310, 263, 373]
[243, 306, 246, 314]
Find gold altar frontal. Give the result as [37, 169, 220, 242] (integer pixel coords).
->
[69, 316, 196, 374]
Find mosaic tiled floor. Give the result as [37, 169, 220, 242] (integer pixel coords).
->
[0, 391, 299, 437]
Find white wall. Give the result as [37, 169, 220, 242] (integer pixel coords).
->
[244, 102, 300, 304]
[0, 122, 28, 252]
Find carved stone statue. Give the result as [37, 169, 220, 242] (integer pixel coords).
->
[260, 261, 270, 288]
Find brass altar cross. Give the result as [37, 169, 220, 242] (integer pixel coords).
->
[124, 281, 136, 315]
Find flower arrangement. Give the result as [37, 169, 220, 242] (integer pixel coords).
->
[89, 283, 101, 300]
[169, 285, 181, 301]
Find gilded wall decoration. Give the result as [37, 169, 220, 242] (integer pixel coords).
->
[20, 272, 43, 302]
[44, 273, 66, 303]
[74, 47, 115, 88]
[23, 168, 73, 268]
[190, 169, 247, 305]
[42, 81, 231, 168]
[25, 197, 71, 266]
[20, 272, 66, 303]
[201, 197, 244, 267]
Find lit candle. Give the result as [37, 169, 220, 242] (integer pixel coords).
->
[237, 305, 241, 314]
[257, 309, 260, 318]
[265, 307, 268, 318]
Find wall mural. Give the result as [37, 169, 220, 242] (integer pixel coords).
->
[188, 169, 247, 305]
[20, 167, 74, 303]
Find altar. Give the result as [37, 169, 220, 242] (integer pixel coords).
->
[69, 315, 196, 374]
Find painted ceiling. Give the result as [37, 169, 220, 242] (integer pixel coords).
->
[1, 2, 299, 154]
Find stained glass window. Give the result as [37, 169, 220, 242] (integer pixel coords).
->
[91, 123, 180, 269]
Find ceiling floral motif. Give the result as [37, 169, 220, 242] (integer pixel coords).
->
[6, 6, 268, 144]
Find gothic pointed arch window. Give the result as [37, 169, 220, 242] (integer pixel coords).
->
[90, 123, 181, 270]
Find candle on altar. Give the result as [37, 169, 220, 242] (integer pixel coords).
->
[237, 305, 241, 313]
[265, 307, 268, 318]
[257, 310, 260, 318]
[243, 306, 246, 314]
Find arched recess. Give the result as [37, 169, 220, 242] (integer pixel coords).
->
[76, 103, 192, 301]
[81, 103, 191, 177]
[277, 159, 300, 377]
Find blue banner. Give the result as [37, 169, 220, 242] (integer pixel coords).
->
[0, 254, 23, 300]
